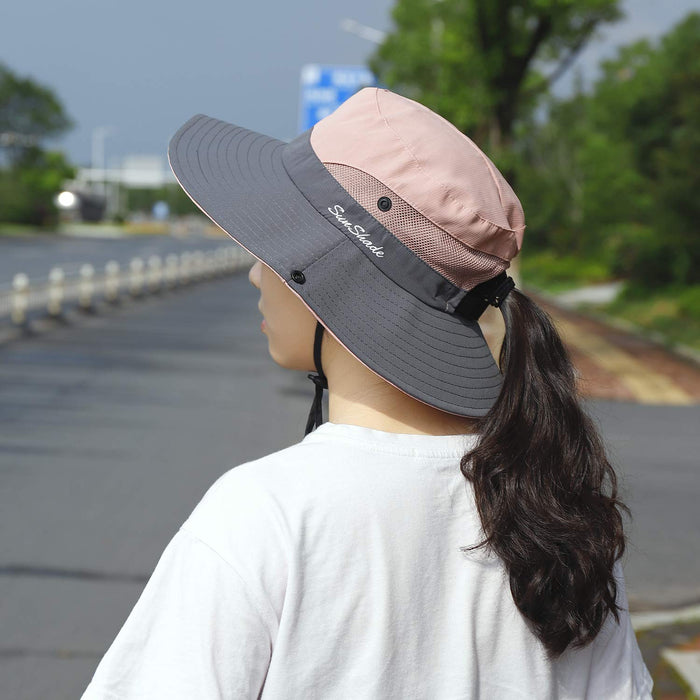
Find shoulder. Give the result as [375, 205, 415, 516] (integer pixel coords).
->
[181, 439, 343, 551]
[189, 438, 334, 507]
[191, 434, 375, 519]
[181, 434, 391, 562]
[174, 442, 322, 612]
[182, 443, 297, 538]
[554, 560, 654, 699]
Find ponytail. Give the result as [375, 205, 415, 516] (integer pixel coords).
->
[460, 289, 630, 659]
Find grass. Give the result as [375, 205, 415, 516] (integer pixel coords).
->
[520, 251, 700, 354]
[123, 221, 170, 235]
[0, 222, 56, 236]
[601, 285, 700, 353]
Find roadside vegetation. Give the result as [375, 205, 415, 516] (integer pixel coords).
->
[371, 3, 699, 351]
[0, 63, 200, 230]
[0, 63, 75, 228]
[518, 14, 700, 351]
[2, 4, 698, 350]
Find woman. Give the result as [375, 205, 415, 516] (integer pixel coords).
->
[82, 87, 652, 698]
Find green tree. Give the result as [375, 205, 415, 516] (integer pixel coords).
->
[0, 62, 74, 167]
[369, 0, 622, 172]
[0, 63, 75, 227]
[615, 14, 700, 287]
[0, 146, 76, 227]
[515, 84, 651, 260]
[518, 12, 700, 288]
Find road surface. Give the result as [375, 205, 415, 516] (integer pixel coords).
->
[0, 268, 697, 699]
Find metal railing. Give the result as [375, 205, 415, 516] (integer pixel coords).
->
[1, 246, 254, 326]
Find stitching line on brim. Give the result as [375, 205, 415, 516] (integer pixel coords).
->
[313, 280, 502, 399]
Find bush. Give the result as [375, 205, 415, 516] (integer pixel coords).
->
[0, 170, 36, 223]
[622, 227, 688, 289]
[0, 147, 75, 228]
[602, 223, 654, 278]
[677, 285, 700, 319]
[516, 15, 700, 292]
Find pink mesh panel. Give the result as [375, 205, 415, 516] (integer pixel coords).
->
[324, 162, 508, 291]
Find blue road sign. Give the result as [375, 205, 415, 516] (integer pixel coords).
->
[298, 64, 376, 133]
[152, 201, 170, 221]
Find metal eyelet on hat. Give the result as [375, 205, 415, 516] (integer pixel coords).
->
[290, 270, 306, 284]
[377, 196, 392, 212]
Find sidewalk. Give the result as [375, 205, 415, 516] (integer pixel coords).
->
[528, 282, 700, 370]
[525, 286, 700, 407]
[632, 608, 700, 699]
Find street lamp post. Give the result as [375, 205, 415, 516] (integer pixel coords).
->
[91, 126, 113, 202]
[339, 18, 386, 45]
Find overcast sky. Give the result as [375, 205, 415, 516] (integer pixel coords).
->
[2, 0, 698, 168]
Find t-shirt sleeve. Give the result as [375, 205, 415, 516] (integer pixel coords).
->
[588, 560, 653, 699]
[555, 559, 654, 700]
[82, 467, 287, 700]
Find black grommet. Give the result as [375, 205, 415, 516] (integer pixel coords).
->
[377, 196, 392, 212]
[290, 270, 306, 284]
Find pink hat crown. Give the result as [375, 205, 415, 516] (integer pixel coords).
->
[309, 88, 526, 292]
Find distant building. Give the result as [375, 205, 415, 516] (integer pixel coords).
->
[63, 155, 177, 220]
[73, 155, 176, 190]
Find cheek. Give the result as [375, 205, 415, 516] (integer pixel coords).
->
[264, 299, 316, 370]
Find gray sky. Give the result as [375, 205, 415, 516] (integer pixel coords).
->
[2, 0, 698, 168]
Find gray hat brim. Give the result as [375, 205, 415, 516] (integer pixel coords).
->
[168, 114, 503, 417]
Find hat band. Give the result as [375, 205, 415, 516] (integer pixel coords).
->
[281, 129, 472, 317]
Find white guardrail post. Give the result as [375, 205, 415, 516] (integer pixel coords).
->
[2, 246, 253, 329]
[147, 255, 162, 294]
[180, 252, 192, 284]
[129, 257, 145, 297]
[104, 261, 121, 304]
[192, 251, 204, 281]
[78, 264, 95, 311]
[47, 267, 65, 317]
[165, 254, 179, 290]
[12, 273, 29, 325]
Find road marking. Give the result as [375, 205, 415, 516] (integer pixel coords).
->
[554, 317, 694, 405]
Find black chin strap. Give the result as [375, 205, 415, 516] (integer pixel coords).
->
[305, 321, 328, 436]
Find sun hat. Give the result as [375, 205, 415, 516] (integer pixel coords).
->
[167, 87, 525, 434]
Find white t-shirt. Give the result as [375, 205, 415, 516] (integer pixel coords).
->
[82, 421, 653, 699]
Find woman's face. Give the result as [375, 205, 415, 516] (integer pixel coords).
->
[248, 259, 317, 371]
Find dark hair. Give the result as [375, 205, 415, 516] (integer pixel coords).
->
[460, 289, 630, 659]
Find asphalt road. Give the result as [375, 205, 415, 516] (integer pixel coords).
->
[0, 269, 697, 699]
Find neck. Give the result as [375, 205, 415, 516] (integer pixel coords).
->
[322, 335, 480, 436]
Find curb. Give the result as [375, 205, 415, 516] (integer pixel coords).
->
[632, 604, 700, 632]
[631, 605, 700, 697]
[661, 648, 700, 697]
[522, 284, 700, 369]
